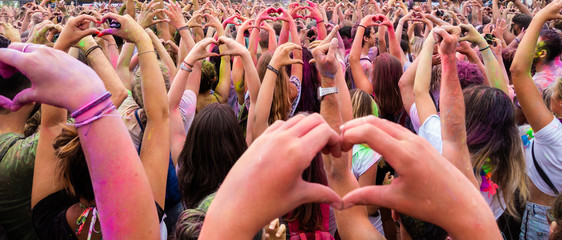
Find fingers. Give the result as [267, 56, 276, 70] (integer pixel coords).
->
[342, 185, 395, 209]
[97, 28, 116, 37]
[297, 116, 342, 158]
[298, 181, 343, 210]
[341, 116, 411, 143]
[72, 14, 98, 24]
[0, 95, 13, 111]
[10, 88, 37, 111]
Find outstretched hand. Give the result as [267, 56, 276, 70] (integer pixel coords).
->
[0, 43, 106, 112]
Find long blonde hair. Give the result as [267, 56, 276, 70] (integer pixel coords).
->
[464, 86, 528, 217]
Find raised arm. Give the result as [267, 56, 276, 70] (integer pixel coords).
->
[316, 39, 385, 240]
[434, 27, 478, 187]
[413, 30, 437, 125]
[2, 42, 161, 239]
[510, 0, 562, 132]
[459, 24, 508, 94]
[217, 36, 261, 144]
[349, 15, 377, 94]
[252, 43, 303, 140]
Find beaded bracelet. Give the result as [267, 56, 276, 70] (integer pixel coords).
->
[267, 65, 279, 76]
[71, 92, 112, 119]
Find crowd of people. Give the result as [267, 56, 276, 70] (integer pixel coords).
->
[0, 0, 561, 239]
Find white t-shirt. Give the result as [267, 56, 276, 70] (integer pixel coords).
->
[351, 144, 384, 236]
[522, 118, 562, 197]
[118, 92, 196, 149]
[417, 114, 506, 219]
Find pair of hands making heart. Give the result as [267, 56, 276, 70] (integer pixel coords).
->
[199, 38, 500, 239]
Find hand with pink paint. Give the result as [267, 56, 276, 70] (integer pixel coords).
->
[0, 42, 106, 112]
[53, 15, 99, 52]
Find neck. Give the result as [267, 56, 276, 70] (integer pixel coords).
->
[361, 45, 372, 56]
[0, 109, 30, 135]
[536, 60, 556, 73]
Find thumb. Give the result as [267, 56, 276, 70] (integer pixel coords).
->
[342, 185, 395, 209]
[10, 88, 37, 111]
[0, 95, 13, 110]
[298, 181, 343, 210]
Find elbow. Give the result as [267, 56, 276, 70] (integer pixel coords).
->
[114, 88, 129, 108]
[509, 63, 525, 77]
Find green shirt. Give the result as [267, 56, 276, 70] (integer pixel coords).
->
[0, 132, 39, 240]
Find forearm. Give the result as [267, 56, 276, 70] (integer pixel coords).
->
[320, 79, 384, 240]
[267, 28, 277, 51]
[514, 0, 531, 16]
[279, 21, 290, 45]
[215, 48, 232, 103]
[248, 27, 260, 64]
[126, 0, 135, 17]
[105, 40, 120, 68]
[479, 43, 508, 93]
[413, 39, 437, 124]
[117, 42, 136, 90]
[349, 27, 372, 93]
[79, 113, 161, 239]
[149, 31, 177, 80]
[316, 21, 327, 40]
[86, 48, 128, 108]
[137, 39, 170, 121]
[252, 69, 276, 140]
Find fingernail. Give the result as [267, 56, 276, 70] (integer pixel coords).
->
[276, 233, 281, 237]
[95, 30, 100, 35]
[342, 201, 355, 209]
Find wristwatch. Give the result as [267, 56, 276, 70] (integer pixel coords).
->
[317, 87, 338, 101]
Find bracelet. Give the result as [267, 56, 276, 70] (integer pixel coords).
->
[358, 25, 367, 30]
[317, 20, 324, 24]
[71, 92, 112, 119]
[72, 104, 117, 128]
[184, 61, 194, 68]
[514, 37, 520, 43]
[180, 62, 193, 72]
[267, 64, 279, 76]
[137, 50, 156, 56]
[190, 25, 202, 28]
[479, 45, 490, 52]
[177, 25, 189, 32]
[84, 45, 102, 58]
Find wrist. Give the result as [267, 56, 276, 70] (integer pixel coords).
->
[320, 77, 337, 87]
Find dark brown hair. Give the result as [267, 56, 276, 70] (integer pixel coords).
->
[371, 53, 404, 117]
[177, 104, 247, 209]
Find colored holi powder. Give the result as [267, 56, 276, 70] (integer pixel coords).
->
[235, 80, 244, 92]
[79, 41, 85, 48]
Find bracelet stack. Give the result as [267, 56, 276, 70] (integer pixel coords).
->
[70, 92, 117, 130]
[84, 45, 102, 58]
